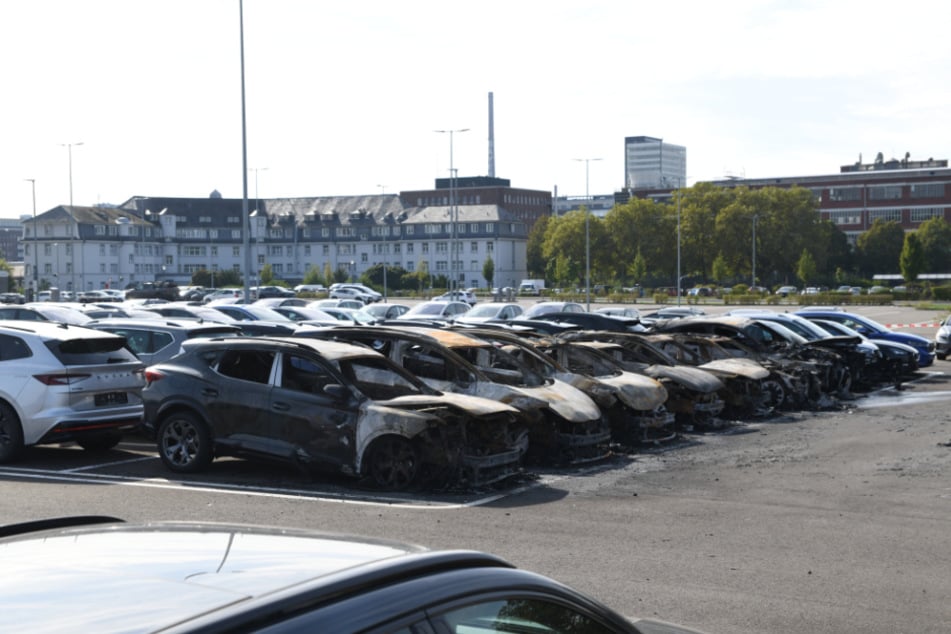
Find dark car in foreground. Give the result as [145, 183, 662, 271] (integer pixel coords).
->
[142, 336, 528, 489]
[0, 517, 706, 633]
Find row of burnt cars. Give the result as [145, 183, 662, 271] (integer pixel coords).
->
[138, 306, 924, 493]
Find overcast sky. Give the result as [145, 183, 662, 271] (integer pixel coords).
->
[3, 0, 951, 216]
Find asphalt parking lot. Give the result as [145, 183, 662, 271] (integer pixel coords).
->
[1, 301, 949, 633]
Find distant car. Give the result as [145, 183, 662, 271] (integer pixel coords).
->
[796, 308, 936, 367]
[252, 297, 308, 308]
[330, 284, 381, 303]
[87, 318, 242, 365]
[521, 301, 585, 319]
[639, 306, 706, 325]
[0, 303, 92, 326]
[363, 302, 411, 320]
[143, 302, 237, 323]
[397, 300, 471, 322]
[0, 292, 26, 304]
[293, 283, 327, 294]
[271, 305, 341, 326]
[934, 315, 951, 360]
[433, 289, 477, 305]
[0, 518, 706, 634]
[202, 288, 245, 303]
[455, 301, 523, 325]
[252, 285, 296, 299]
[595, 306, 641, 319]
[776, 285, 797, 297]
[0, 321, 145, 462]
[308, 298, 366, 310]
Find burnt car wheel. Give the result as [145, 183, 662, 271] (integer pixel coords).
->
[0, 402, 24, 463]
[761, 378, 787, 412]
[365, 435, 418, 490]
[77, 432, 123, 452]
[157, 412, 213, 473]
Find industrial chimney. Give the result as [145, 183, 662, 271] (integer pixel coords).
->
[488, 92, 495, 178]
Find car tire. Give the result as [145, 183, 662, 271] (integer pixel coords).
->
[365, 435, 418, 490]
[77, 432, 123, 452]
[0, 402, 24, 464]
[157, 412, 213, 473]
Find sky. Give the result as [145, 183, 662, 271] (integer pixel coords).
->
[3, 0, 951, 217]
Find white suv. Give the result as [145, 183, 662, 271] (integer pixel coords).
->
[0, 321, 146, 462]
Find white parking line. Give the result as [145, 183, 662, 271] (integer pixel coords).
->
[62, 455, 157, 473]
[0, 465, 562, 509]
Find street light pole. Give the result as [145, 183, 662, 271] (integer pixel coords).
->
[435, 128, 469, 298]
[25, 179, 38, 296]
[573, 158, 601, 311]
[752, 214, 759, 288]
[60, 141, 83, 294]
[378, 184, 388, 303]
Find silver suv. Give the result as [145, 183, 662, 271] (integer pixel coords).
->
[87, 318, 242, 365]
[0, 321, 145, 462]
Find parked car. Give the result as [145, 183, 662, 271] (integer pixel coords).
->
[397, 300, 471, 322]
[520, 301, 585, 319]
[935, 315, 951, 360]
[299, 326, 610, 466]
[330, 284, 381, 303]
[309, 298, 366, 310]
[796, 308, 936, 367]
[0, 321, 145, 462]
[294, 283, 327, 294]
[87, 318, 242, 365]
[433, 289, 477, 305]
[0, 303, 92, 326]
[251, 285, 296, 299]
[363, 302, 411, 320]
[776, 285, 798, 297]
[142, 302, 238, 323]
[202, 287, 245, 303]
[271, 305, 342, 326]
[454, 301, 523, 325]
[142, 336, 528, 489]
[596, 306, 641, 319]
[0, 517, 706, 633]
[0, 292, 26, 304]
[808, 318, 919, 381]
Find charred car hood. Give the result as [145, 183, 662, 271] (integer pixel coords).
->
[595, 372, 668, 411]
[378, 393, 519, 417]
[698, 358, 769, 380]
[642, 364, 724, 392]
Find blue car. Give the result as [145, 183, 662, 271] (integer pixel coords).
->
[796, 308, 935, 367]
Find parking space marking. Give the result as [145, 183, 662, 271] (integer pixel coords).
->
[62, 455, 157, 473]
[0, 465, 562, 509]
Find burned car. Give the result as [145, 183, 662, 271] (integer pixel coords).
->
[457, 327, 676, 445]
[644, 332, 788, 416]
[295, 325, 611, 465]
[142, 337, 529, 490]
[558, 331, 726, 428]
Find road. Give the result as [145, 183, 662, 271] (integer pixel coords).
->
[1, 302, 949, 633]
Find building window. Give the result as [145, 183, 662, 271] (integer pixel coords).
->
[910, 207, 945, 223]
[436, 242, 448, 254]
[485, 223, 494, 232]
[406, 261, 415, 272]
[828, 187, 863, 202]
[868, 208, 902, 223]
[435, 260, 447, 271]
[405, 225, 414, 235]
[470, 241, 478, 252]
[422, 243, 429, 254]
[487, 242, 494, 253]
[911, 183, 944, 199]
[827, 210, 861, 225]
[231, 230, 241, 239]
[323, 245, 330, 256]
[406, 243, 414, 254]
[867, 185, 903, 201]
[361, 253, 368, 263]
[233, 246, 241, 257]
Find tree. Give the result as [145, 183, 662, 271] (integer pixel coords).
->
[525, 216, 549, 278]
[899, 232, 925, 283]
[796, 249, 817, 288]
[302, 265, 324, 285]
[855, 220, 905, 276]
[482, 255, 495, 289]
[711, 252, 731, 284]
[629, 249, 647, 284]
[916, 217, 951, 273]
[259, 263, 274, 284]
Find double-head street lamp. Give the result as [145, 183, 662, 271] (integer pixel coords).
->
[25, 179, 38, 294]
[435, 128, 469, 297]
[573, 158, 601, 311]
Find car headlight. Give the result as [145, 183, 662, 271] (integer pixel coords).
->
[936, 328, 951, 343]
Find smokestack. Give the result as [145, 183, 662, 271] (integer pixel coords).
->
[488, 92, 495, 178]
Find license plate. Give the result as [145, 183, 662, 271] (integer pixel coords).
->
[95, 392, 128, 406]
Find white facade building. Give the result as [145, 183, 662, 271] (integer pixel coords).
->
[625, 136, 686, 191]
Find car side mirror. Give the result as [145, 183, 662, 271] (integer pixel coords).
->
[323, 384, 350, 401]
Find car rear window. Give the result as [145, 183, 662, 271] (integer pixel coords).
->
[46, 337, 140, 365]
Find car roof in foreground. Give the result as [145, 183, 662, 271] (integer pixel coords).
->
[0, 519, 516, 633]
[182, 334, 380, 362]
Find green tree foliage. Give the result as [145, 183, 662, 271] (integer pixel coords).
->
[856, 219, 905, 276]
[542, 209, 608, 287]
[525, 215, 549, 278]
[302, 265, 324, 285]
[604, 198, 675, 283]
[259, 263, 274, 284]
[916, 217, 951, 273]
[482, 255, 495, 288]
[899, 232, 925, 283]
[629, 249, 647, 283]
[796, 249, 817, 287]
[711, 252, 731, 283]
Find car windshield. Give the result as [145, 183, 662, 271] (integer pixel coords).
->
[403, 303, 448, 317]
[236, 306, 294, 322]
[465, 304, 505, 318]
[335, 355, 430, 399]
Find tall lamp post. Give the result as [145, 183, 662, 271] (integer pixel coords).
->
[25, 178, 38, 296]
[573, 158, 602, 311]
[378, 184, 388, 303]
[435, 128, 469, 298]
[60, 141, 83, 293]
[751, 214, 759, 288]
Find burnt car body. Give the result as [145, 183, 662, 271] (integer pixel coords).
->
[644, 332, 788, 416]
[295, 325, 611, 465]
[653, 316, 852, 404]
[803, 317, 919, 384]
[558, 331, 726, 428]
[456, 327, 677, 445]
[510, 311, 646, 333]
[142, 337, 528, 490]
